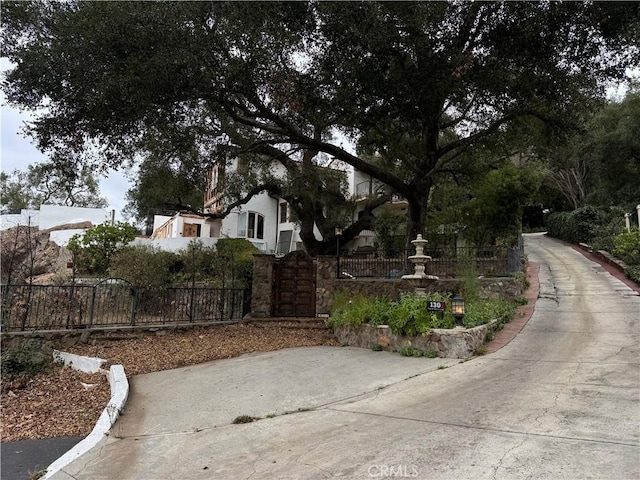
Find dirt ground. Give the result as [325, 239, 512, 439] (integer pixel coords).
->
[1, 322, 339, 442]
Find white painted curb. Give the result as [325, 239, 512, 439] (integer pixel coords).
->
[43, 354, 129, 480]
[53, 349, 106, 373]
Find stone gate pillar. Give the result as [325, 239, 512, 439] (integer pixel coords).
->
[249, 254, 276, 318]
[315, 256, 338, 315]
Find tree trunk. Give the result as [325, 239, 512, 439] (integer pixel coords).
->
[404, 179, 433, 250]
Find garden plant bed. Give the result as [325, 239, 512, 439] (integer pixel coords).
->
[334, 321, 498, 359]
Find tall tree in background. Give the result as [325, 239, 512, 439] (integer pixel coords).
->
[123, 155, 205, 234]
[540, 91, 640, 210]
[0, 160, 107, 212]
[2, 1, 638, 249]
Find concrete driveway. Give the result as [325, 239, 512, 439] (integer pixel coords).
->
[51, 233, 639, 480]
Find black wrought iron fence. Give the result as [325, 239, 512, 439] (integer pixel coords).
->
[337, 245, 523, 279]
[1, 279, 249, 332]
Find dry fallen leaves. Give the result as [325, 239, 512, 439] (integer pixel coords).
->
[2, 322, 338, 441]
[1, 366, 110, 442]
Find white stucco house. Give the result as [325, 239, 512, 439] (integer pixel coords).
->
[148, 159, 408, 255]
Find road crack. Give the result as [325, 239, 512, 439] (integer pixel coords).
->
[492, 437, 527, 480]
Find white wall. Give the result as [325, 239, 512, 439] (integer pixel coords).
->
[0, 209, 40, 230]
[49, 229, 87, 247]
[39, 204, 111, 230]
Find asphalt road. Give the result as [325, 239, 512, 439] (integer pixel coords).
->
[1, 437, 83, 480]
[45, 233, 640, 479]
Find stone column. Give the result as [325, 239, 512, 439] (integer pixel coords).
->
[315, 256, 338, 315]
[249, 254, 276, 318]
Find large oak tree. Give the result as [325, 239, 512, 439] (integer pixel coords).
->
[2, 1, 638, 252]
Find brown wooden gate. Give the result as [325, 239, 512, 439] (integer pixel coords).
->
[272, 250, 316, 317]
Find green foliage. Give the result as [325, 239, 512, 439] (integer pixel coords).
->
[68, 222, 138, 275]
[387, 293, 453, 336]
[0, 161, 107, 211]
[232, 415, 259, 424]
[110, 245, 179, 288]
[590, 207, 626, 252]
[614, 227, 640, 265]
[174, 241, 218, 284]
[330, 292, 457, 336]
[546, 205, 603, 244]
[398, 344, 439, 358]
[372, 206, 406, 257]
[625, 265, 640, 284]
[1, 343, 50, 380]
[215, 238, 261, 288]
[542, 93, 640, 212]
[123, 155, 205, 229]
[547, 205, 635, 260]
[464, 299, 517, 329]
[330, 291, 518, 333]
[462, 164, 543, 246]
[457, 259, 480, 301]
[371, 343, 383, 352]
[109, 238, 260, 288]
[587, 93, 640, 208]
[4, 1, 637, 249]
[330, 292, 393, 328]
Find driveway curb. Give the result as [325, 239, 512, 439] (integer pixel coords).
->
[42, 355, 129, 480]
[485, 261, 540, 354]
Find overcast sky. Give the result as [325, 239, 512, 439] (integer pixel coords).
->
[0, 97, 130, 221]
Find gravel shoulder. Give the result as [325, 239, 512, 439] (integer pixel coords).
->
[2, 322, 338, 442]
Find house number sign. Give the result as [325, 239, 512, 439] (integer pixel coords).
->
[426, 301, 445, 312]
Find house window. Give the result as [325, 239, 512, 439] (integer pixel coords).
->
[277, 230, 293, 254]
[280, 203, 288, 223]
[238, 212, 264, 239]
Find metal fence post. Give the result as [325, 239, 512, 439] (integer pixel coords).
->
[88, 285, 96, 328]
[130, 287, 136, 326]
[189, 285, 196, 322]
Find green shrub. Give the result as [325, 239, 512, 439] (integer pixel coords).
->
[68, 222, 138, 275]
[110, 245, 179, 288]
[457, 258, 480, 301]
[329, 292, 392, 327]
[614, 227, 640, 265]
[1, 343, 50, 380]
[591, 207, 626, 252]
[464, 298, 516, 328]
[330, 292, 455, 335]
[109, 238, 260, 288]
[330, 292, 518, 335]
[174, 240, 218, 284]
[387, 293, 453, 336]
[215, 238, 261, 288]
[625, 265, 640, 284]
[546, 206, 624, 248]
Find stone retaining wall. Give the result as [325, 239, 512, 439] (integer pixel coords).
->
[334, 321, 498, 359]
[250, 255, 523, 317]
